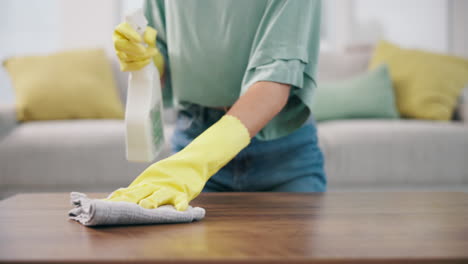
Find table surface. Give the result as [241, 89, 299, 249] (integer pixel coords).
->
[1, 192, 468, 264]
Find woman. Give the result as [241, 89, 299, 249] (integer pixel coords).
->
[109, 0, 325, 211]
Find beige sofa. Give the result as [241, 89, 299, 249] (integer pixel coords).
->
[1, 50, 467, 198]
[316, 51, 468, 190]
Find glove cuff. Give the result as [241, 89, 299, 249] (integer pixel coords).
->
[177, 114, 251, 180]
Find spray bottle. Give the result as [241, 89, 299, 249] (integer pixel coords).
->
[124, 9, 165, 162]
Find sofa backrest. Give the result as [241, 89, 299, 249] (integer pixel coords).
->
[316, 50, 372, 83]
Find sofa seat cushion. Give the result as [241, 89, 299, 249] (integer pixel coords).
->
[317, 120, 468, 187]
[0, 120, 173, 188]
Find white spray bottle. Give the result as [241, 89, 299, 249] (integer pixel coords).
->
[124, 9, 165, 162]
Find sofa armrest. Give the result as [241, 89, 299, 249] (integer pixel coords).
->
[0, 104, 18, 140]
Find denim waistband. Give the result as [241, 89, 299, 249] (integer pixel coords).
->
[177, 101, 316, 130]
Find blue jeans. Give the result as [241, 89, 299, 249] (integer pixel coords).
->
[171, 103, 327, 192]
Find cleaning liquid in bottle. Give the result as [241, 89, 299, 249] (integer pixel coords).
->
[124, 9, 165, 162]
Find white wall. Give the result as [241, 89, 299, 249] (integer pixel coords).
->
[58, 0, 119, 56]
[353, 0, 449, 53]
[449, 0, 468, 57]
[321, 1, 354, 51]
[324, 0, 454, 54]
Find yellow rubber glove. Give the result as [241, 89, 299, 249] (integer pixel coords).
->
[106, 115, 250, 211]
[113, 22, 165, 75]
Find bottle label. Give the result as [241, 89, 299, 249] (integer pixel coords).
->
[150, 102, 164, 151]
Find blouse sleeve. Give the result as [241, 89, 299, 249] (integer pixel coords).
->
[241, 0, 322, 140]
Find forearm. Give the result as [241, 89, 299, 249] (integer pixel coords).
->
[227, 81, 291, 138]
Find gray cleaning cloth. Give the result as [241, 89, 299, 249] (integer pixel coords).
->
[68, 192, 205, 226]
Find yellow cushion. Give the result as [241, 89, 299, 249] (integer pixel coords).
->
[369, 40, 468, 120]
[4, 49, 123, 121]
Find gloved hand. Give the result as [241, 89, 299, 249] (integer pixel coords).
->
[106, 115, 251, 211]
[113, 22, 165, 74]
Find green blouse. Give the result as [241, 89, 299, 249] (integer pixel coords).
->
[144, 0, 321, 140]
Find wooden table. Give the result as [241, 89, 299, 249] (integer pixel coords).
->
[1, 192, 468, 263]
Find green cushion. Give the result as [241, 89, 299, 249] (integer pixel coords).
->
[312, 64, 399, 122]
